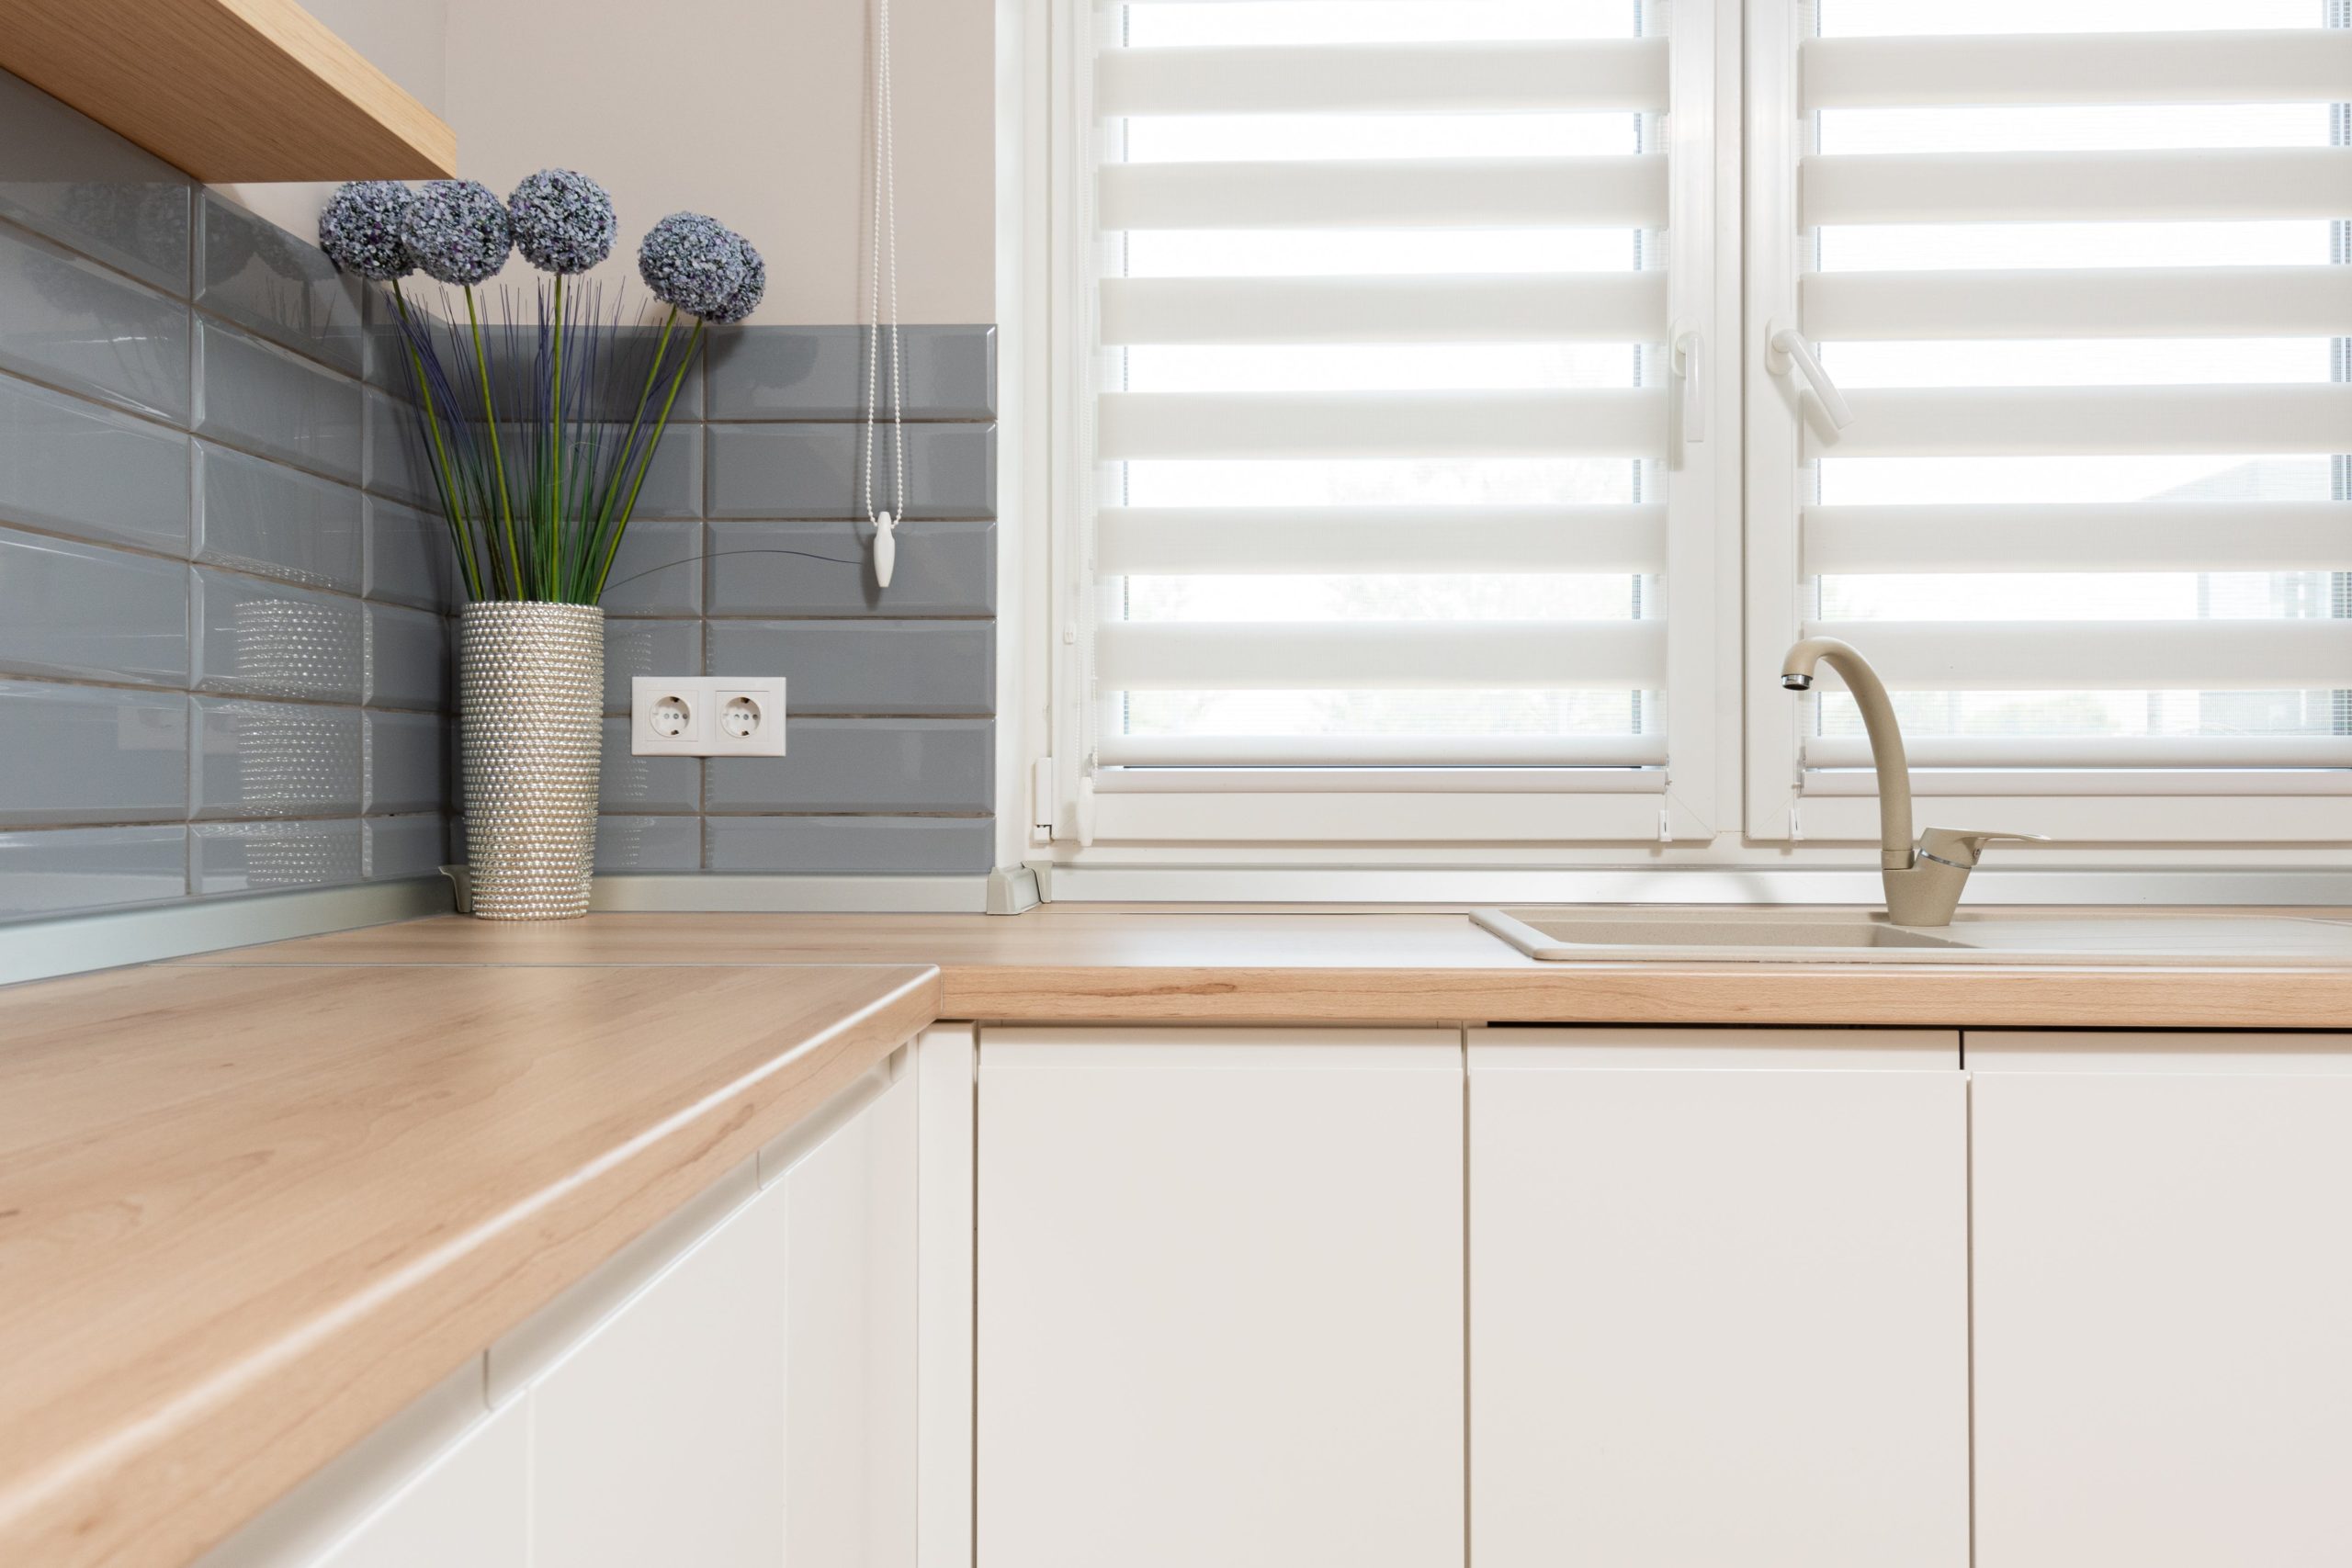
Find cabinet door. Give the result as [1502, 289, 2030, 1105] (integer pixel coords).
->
[1972, 1032, 2352, 1568]
[314, 1400, 528, 1568]
[978, 1029, 1464, 1568]
[1469, 1029, 1969, 1568]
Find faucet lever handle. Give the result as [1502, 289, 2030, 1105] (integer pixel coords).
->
[1918, 827, 2051, 870]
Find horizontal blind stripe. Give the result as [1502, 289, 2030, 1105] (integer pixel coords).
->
[1802, 29, 2352, 109]
[1799, 619, 2352, 691]
[1810, 384, 2352, 459]
[1802, 148, 2352, 227]
[1100, 389, 1668, 460]
[1097, 39, 1669, 116]
[1097, 620, 1667, 690]
[1100, 505, 1668, 575]
[1804, 503, 2352, 574]
[1804, 266, 2352, 342]
[1806, 736, 2352, 770]
[1100, 154, 1669, 230]
[1100, 735, 1669, 767]
[1100, 273, 1668, 345]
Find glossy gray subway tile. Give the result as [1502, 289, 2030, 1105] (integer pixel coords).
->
[705, 324, 995, 421]
[365, 709, 449, 816]
[0, 824, 187, 918]
[705, 718, 993, 815]
[366, 495, 461, 612]
[195, 318, 365, 484]
[0, 371, 189, 553]
[602, 617, 701, 712]
[0, 223, 190, 423]
[0, 526, 188, 686]
[0, 682, 187, 827]
[191, 817, 365, 895]
[473, 325, 705, 423]
[703, 815, 993, 874]
[706, 518, 992, 616]
[367, 814, 449, 879]
[368, 602, 451, 711]
[599, 717, 700, 813]
[594, 814, 702, 873]
[192, 568, 365, 703]
[191, 696, 363, 819]
[193, 440, 364, 593]
[705, 620, 993, 716]
[621, 420, 701, 521]
[598, 518, 703, 616]
[0, 71, 193, 296]
[195, 191, 365, 376]
[705, 422, 994, 521]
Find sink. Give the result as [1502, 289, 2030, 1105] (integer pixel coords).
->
[1472, 908, 2352, 965]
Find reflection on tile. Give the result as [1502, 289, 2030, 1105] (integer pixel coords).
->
[707, 519, 991, 616]
[599, 717, 699, 813]
[0, 223, 191, 423]
[191, 817, 364, 894]
[706, 718, 992, 815]
[195, 319, 364, 484]
[600, 518, 703, 616]
[706, 423, 993, 520]
[0, 371, 189, 553]
[194, 440, 364, 592]
[367, 603, 449, 710]
[602, 617, 701, 712]
[0, 681, 187, 827]
[594, 814, 702, 872]
[0, 71, 193, 296]
[0, 525, 188, 686]
[364, 387, 435, 506]
[368, 814, 448, 879]
[0, 823, 186, 917]
[196, 190, 364, 376]
[704, 815, 991, 874]
[365, 496, 460, 612]
[367, 708, 448, 816]
[192, 568, 365, 703]
[706, 324, 995, 421]
[706, 621, 992, 716]
[191, 696, 362, 818]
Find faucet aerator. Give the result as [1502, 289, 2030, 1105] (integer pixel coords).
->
[1781, 674, 1813, 691]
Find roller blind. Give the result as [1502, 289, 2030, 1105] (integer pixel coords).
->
[1087, 0, 1679, 776]
[1785, 0, 2352, 783]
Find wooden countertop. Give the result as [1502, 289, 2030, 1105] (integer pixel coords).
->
[0, 961, 938, 1568]
[178, 906, 2352, 1030]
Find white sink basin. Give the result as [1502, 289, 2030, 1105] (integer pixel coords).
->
[1472, 908, 2352, 965]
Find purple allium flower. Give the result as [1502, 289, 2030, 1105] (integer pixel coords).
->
[401, 179, 511, 287]
[507, 168, 616, 275]
[637, 212, 749, 319]
[707, 239, 765, 324]
[317, 180, 414, 281]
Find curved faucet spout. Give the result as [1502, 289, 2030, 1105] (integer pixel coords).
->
[1781, 637, 1914, 872]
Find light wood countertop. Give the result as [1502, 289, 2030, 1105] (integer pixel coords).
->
[0, 961, 938, 1568]
[177, 905, 2352, 1030]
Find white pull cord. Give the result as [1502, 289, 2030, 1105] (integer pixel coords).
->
[1670, 322, 1706, 445]
[863, 0, 903, 588]
[1768, 321, 1853, 432]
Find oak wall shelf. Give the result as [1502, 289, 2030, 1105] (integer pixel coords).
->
[0, 0, 455, 181]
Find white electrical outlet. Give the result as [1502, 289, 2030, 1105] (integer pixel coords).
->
[630, 677, 786, 757]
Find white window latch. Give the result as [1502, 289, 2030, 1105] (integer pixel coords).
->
[1670, 322, 1705, 445]
[1767, 321, 1854, 432]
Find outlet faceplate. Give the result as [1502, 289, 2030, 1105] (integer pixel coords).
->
[631, 677, 787, 757]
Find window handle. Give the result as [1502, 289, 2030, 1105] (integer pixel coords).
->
[1670, 323, 1705, 445]
[1768, 321, 1854, 432]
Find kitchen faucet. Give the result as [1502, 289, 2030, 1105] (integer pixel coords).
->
[1779, 637, 2044, 927]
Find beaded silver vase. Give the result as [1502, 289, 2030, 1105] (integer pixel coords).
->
[458, 603, 604, 919]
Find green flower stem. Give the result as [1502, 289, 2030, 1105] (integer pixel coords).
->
[462, 286, 518, 596]
[594, 317, 705, 602]
[574, 306, 679, 601]
[548, 273, 566, 600]
[390, 283, 483, 600]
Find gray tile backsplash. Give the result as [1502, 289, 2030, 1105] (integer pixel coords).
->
[0, 65, 996, 912]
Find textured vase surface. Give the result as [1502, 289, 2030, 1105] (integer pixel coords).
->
[459, 603, 604, 919]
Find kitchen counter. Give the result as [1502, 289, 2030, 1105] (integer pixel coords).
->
[0, 960, 938, 1568]
[177, 905, 2352, 1029]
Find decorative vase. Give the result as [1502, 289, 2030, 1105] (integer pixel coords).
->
[458, 602, 604, 919]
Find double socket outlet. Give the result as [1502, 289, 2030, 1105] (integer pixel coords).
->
[631, 676, 787, 758]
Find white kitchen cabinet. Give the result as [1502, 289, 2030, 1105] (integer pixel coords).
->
[312, 1400, 528, 1568]
[1971, 1032, 2352, 1568]
[1468, 1028, 1969, 1568]
[977, 1028, 1464, 1568]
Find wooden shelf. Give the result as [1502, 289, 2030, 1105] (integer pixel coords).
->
[0, 0, 454, 181]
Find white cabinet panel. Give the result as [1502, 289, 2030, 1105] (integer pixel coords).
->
[1468, 1028, 1968, 1568]
[314, 1400, 527, 1568]
[781, 1071, 919, 1568]
[528, 1179, 790, 1568]
[1972, 1032, 2352, 1568]
[978, 1028, 1464, 1568]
